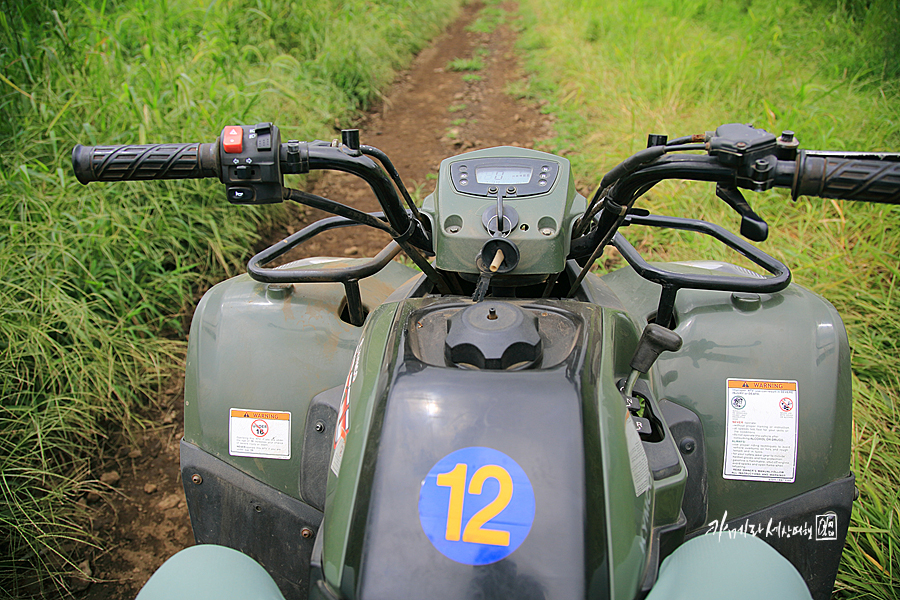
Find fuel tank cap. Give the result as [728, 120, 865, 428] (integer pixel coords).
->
[444, 302, 542, 369]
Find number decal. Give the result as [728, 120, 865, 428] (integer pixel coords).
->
[419, 447, 535, 565]
[435, 463, 467, 541]
[463, 465, 513, 546]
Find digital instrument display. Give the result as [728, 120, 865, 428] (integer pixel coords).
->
[475, 167, 533, 185]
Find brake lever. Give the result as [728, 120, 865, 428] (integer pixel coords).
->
[716, 183, 768, 242]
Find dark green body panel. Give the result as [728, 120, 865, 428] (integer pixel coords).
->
[319, 295, 687, 600]
[179, 253, 849, 600]
[183, 257, 418, 501]
[597, 261, 852, 525]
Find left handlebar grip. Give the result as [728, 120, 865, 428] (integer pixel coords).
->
[72, 142, 220, 184]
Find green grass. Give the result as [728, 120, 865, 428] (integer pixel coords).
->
[0, 0, 461, 595]
[518, 0, 899, 597]
[465, 0, 508, 34]
[447, 57, 486, 72]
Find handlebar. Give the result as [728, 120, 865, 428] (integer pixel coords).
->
[72, 124, 428, 249]
[71, 123, 898, 277]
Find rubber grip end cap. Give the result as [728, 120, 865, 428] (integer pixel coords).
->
[72, 144, 93, 185]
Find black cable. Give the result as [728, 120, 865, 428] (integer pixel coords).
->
[567, 156, 734, 296]
[284, 188, 455, 296]
[284, 188, 396, 234]
[360, 145, 423, 220]
[666, 135, 694, 146]
[663, 143, 706, 152]
[577, 144, 706, 236]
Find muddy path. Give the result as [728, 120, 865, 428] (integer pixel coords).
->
[81, 2, 553, 597]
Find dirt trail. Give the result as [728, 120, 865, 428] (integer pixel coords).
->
[81, 2, 553, 597]
[270, 0, 554, 261]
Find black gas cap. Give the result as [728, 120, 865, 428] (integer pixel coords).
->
[445, 302, 542, 370]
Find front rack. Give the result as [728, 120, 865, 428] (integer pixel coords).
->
[614, 213, 792, 327]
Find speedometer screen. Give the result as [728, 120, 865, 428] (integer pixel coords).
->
[475, 167, 533, 185]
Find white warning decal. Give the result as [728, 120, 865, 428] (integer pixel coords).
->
[724, 379, 798, 482]
[331, 338, 364, 476]
[624, 413, 651, 497]
[229, 409, 291, 459]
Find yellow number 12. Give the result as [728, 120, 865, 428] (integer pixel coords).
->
[436, 463, 513, 546]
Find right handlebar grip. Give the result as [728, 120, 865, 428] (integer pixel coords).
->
[793, 151, 900, 204]
[72, 142, 219, 185]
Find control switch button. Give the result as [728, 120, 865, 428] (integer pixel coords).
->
[227, 186, 255, 203]
[223, 126, 243, 153]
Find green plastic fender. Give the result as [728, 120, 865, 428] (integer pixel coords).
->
[182, 257, 418, 501]
[597, 260, 852, 524]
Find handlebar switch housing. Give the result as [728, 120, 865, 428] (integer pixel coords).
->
[219, 122, 284, 205]
[708, 123, 779, 191]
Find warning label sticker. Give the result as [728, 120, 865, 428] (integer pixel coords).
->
[229, 409, 291, 460]
[624, 413, 651, 497]
[724, 379, 798, 483]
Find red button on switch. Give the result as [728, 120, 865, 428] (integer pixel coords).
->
[223, 126, 243, 153]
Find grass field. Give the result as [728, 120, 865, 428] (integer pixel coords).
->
[516, 0, 899, 597]
[0, 0, 461, 595]
[2, 0, 898, 596]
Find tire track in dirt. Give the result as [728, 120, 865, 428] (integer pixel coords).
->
[81, 2, 554, 597]
[275, 0, 555, 260]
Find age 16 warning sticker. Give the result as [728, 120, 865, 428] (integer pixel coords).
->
[229, 409, 291, 459]
[724, 379, 798, 482]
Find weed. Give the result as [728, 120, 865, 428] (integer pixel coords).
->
[447, 57, 485, 72]
[462, 73, 484, 83]
[448, 103, 468, 113]
[466, 5, 507, 34]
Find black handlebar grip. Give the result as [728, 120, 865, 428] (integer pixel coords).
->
[793, 151, 900, 204]
[72, 142, 219, 184]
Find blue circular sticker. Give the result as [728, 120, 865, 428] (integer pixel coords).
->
[418, 447, 535, 565]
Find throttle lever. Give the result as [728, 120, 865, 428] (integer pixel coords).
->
[716, 183, 768, 242]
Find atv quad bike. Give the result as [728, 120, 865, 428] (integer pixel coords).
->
[72, 122, 900, 600]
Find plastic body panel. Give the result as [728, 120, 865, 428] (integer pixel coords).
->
[318, 297, 687, 600]
[419, 147, 586, 276]
[597, 260, 852, 524]
[182, 257, 418, 502]
[178, 246, 849, 599]
[645, 533, 812, 600]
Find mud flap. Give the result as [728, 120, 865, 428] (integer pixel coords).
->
[687, 473, 855, 600]
[181, 441, 323, 600]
